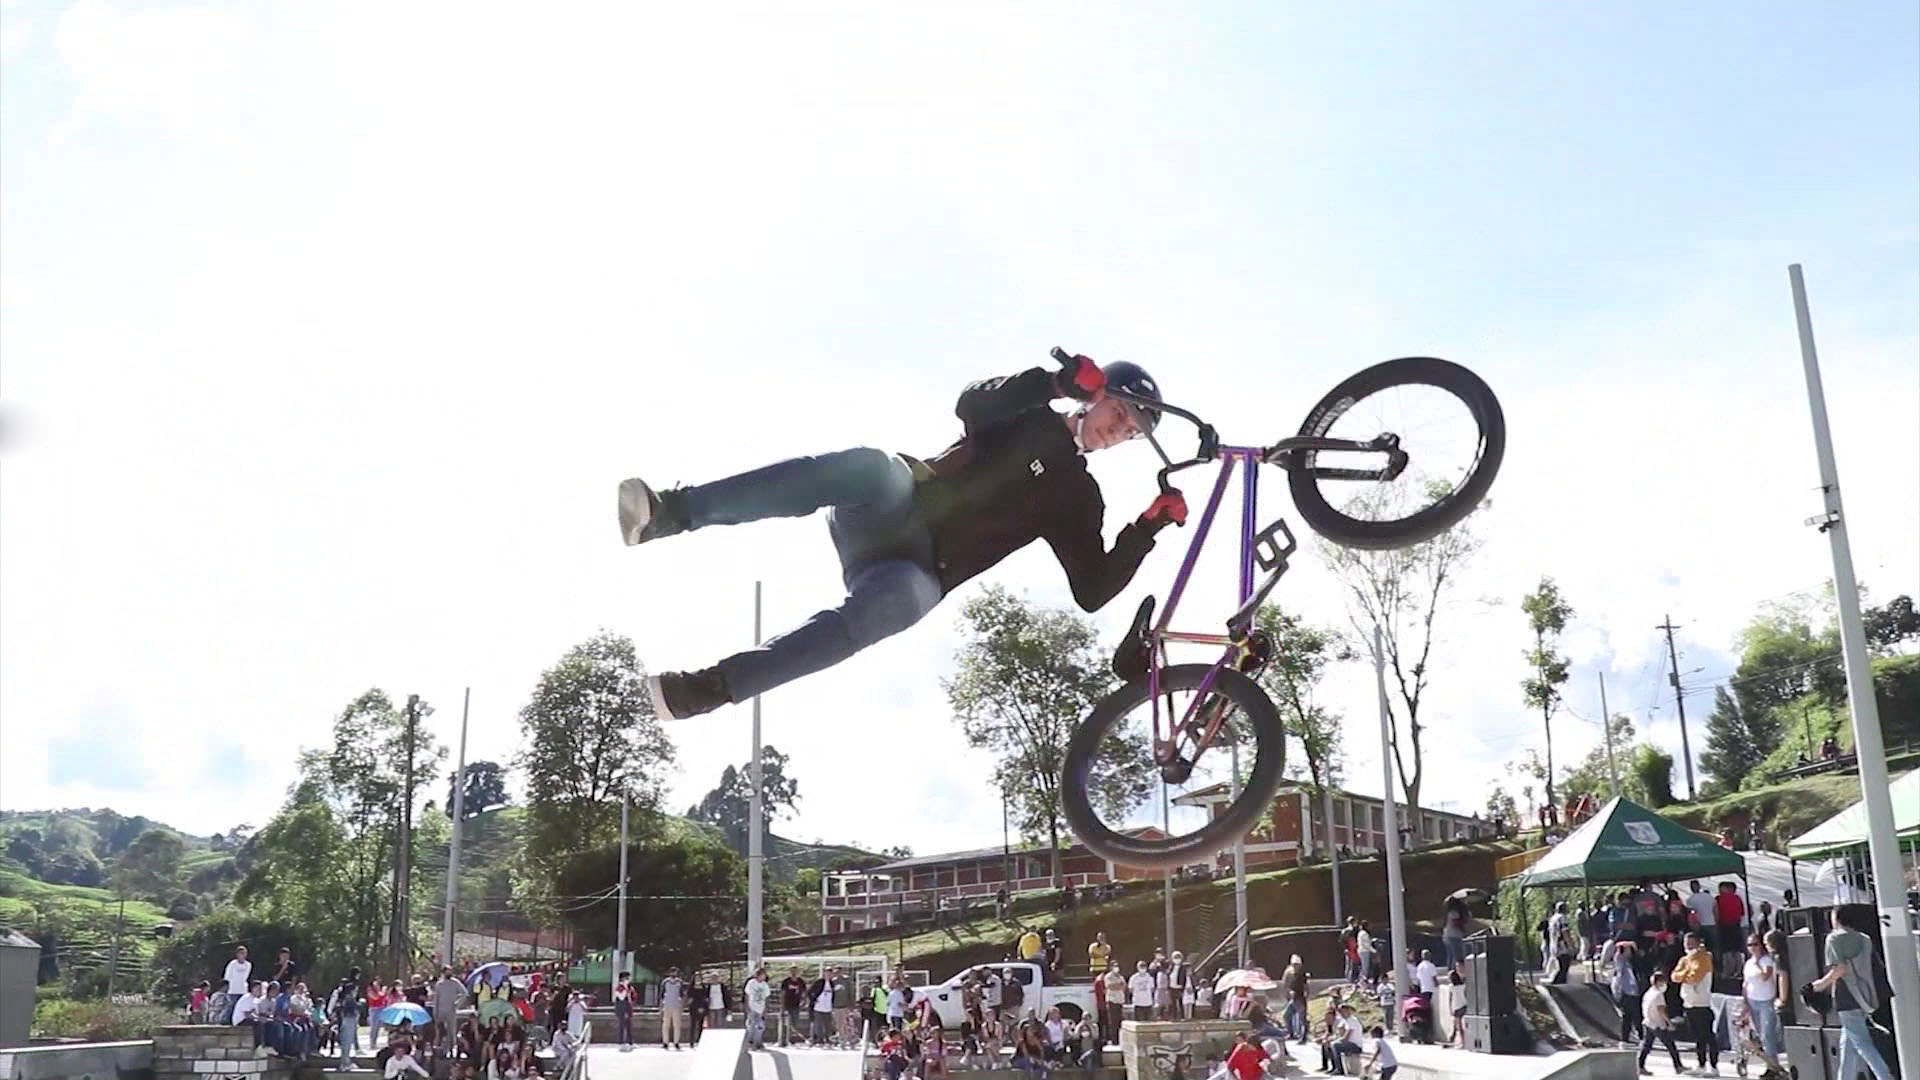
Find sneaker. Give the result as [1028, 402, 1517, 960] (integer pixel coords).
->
[648, 669, 732, 720]
[618, 478, 689, 546]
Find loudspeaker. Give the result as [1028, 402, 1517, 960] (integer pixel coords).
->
[1461, 1014, 1491, 1053]
[1460, 936, 1517, 1017]
[1787, 932, 1828, 1027]
[1488, 1012, 1530, 1054]
[1780, 905, 1833, 938]
[1783, 1024, 1836, 1080]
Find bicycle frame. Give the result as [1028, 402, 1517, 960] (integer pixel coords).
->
[1140, 446, 1288, 770]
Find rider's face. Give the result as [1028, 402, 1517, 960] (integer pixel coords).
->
[1077, 397, 1142, 452]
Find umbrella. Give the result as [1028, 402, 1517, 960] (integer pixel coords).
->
[1213, 968, 1278, 993]
[467, 962, 511, 990]
[377, 1002, 431, 1027]
[1447, 887, 1492, 905]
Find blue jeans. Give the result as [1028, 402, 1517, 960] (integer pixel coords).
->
[1281, 998, 1305, 1039]
[745, 1010, 765, 1047]
[686, 448, 944, 700]
[1836, 1009, 1894, 1080]
[337, 1013, 360, 1069]
[1744, 997, 1780, 1062]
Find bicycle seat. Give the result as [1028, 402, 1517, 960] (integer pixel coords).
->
[1112, 596, 1155, 681]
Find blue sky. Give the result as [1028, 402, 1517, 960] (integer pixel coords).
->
[2, 1, 1915, 853]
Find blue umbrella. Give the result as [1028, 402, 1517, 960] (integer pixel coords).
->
[467, 962, 511, 991]
[378, 1002, 431, 1027]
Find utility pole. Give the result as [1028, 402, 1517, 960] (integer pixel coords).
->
[1161, 782, 1174, 958]
[1801, 703, 1815, 754]
[393, 693, 419, 973]
[1658, 618, 1697, 800]
[616, 795, 629, 994]
[1230, 738, 1249, 967]
[1599, 673, 1620, 799]
[107, 895, 125, 999]
[1789, 263, 1919, 1075]
[1001, 782, 1012, 886]
[442, 688, 470, 967]
[1537, 627, 1557, 814]
[748, 582, 765, 972]
[1323, 783, 1343, 924]
[1374, 628, 1409, 1035]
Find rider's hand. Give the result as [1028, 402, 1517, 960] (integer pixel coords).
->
[1141, 489, 1187, 528]
[1054, 354, 1106, 402]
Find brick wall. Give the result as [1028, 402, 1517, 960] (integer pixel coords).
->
[152, 1026, 289, 1080]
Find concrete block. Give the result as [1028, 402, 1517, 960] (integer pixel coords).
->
[194, 1062, 219, 1073]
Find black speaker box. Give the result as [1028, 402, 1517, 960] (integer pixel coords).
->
[1783, 1024, 1836, 1080]
[1461, 936, 1517, 1017]
[1461, 1013, 1490, 1053]
[1787, 932, 1828, 1027]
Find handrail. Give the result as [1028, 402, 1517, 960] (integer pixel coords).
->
[1193, 917, 1251, 973]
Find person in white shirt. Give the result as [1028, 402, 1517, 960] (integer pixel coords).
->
[660, 969, 686, 1050]
[1100, 967, 1127, 1038]
[1637, 972, 1684, 1074]
[1685, 881, 1717, 931]
[233, 982, 265, 1026]
[223, 947, 253, 1023]
[1128, 962, 1155, 1021]
[1740, 936, 1784, 1070]
[1364, 1026, 1397, 1080]
[885, 977, 909, 1029]
[1044, 1007, 1068, 1057]
[744, 969, 771, 1051]
[1355, 926, 1374, 984]
[384, 1046, 430, 1080]
[1328, 1006, 1363, 1073]
[566, 991, 587, 1039]
[1412, 950, 1438, 1006]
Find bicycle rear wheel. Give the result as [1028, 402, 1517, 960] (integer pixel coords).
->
[1060, 664, 1286, 870]
[1288, 356, 1504, 551]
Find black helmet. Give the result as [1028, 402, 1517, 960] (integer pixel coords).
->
[1101, 361, 1162, 432]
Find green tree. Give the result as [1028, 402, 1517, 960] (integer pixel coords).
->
[447, 760, 510, 819]
[1250, 605, 1348, 854]
[112, 829, 186, 903]
[555, 833, 746, 974]
[1483, 787, 1518, 832]
[943, 586, 1149, 885]
[1699, 686, 1783, 791]
[1321, 482, 1487, 839]
[236, 688, 444, 974]
[1519, 576, 1574, 812]
[150, 911, 321, 1004]
[1560, 713, 1640, 804]
[685, 746, 802, 849]
[1733, 596, 1844, 719]
[516, 631, 673, 914]
[1864, 594, 1919, 649]
[1629, 745, 1676, 808]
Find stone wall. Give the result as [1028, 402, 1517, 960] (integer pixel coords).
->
[1117, 1020, 1247, 1080]
[0, 1040, 153, 1080]
[150, 1028, 286, 1080]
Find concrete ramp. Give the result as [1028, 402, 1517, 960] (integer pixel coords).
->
[1537, 983, 1627, 1047]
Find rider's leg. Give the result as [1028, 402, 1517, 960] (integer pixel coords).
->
[624, 448, 908, 544]
[717, 558, 942, 700]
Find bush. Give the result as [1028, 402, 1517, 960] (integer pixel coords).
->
[32, 999, 177, 1041]
[149, 909, 320, 1005]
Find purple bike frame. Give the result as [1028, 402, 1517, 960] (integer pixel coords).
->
[1142, 445, 1273, 763]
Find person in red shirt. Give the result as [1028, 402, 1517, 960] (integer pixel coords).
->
[1713, 882, 1747, 964]
[1225, 1033, 1268, 1080]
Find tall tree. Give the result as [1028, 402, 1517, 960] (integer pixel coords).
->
[1628, 745, 1676, 808]
[1863, 594, 1919, 650]
[236, 689, 444, 974]
[516, 631, 673, 913]
[686, 746, 801, 849]
[1699, 686, 1782, 792]
[1519, 577, 1575, 812]
[944, 586, 1150, 885]
[1734, 595, 1844, 718]
[555, 834, 745, 974]
[446, 760, 511, 819]
[1250, 605, 1348, 855]
[112, 828, 186, 903]
[1321, 482, 1486, 838]
[1483, 787, 1519, 832]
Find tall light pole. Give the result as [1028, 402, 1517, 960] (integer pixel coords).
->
[748, 582, 765, 971]
[1230, 738, 1249, 967]
[615, 794, 629, 993]
[442, 688, 470, 966]
[1598, 674, 1620, 799]
[1374, 629, 1409, 1034]
[1788, 263, 1919, 1075]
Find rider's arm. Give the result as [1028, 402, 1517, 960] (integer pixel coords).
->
[1041, 481, 1165, 612]
[955, 368, 1060, 436]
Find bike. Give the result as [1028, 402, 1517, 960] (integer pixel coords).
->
[1054, 346, 1506, 869]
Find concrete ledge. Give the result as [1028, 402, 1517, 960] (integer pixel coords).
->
[1118, 1020, 1247, 1080]
[0, 1041, 155, 1080]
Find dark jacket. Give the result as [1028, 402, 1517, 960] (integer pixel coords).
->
[911, 367, 1165, 609]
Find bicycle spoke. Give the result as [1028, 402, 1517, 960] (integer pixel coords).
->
[1311, 383, 1485, 521]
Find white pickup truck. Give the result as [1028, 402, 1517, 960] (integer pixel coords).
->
[910, 961, 1098, 1029]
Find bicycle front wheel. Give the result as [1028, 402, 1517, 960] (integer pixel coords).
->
[1288, 356, 1504, 551]
[1060, 664, 1286, 870]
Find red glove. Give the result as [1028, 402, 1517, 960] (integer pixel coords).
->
[1142, 489, 1187, 527]
[1054, 354, 1106, 401]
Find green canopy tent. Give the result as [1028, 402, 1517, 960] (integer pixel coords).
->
[1507, 797, 1748, 978]
[1517, 796, 1747, 888]
[1786, 768, 1920, 859]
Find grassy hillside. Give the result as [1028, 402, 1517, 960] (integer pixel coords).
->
[0, 808, 226, 893]
[0, 867, 173, 995]
[847, 840, 1523, 978]
[1663, 771, 1871, 847]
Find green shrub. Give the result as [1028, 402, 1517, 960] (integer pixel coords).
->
[32, 998, 177, 1041]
